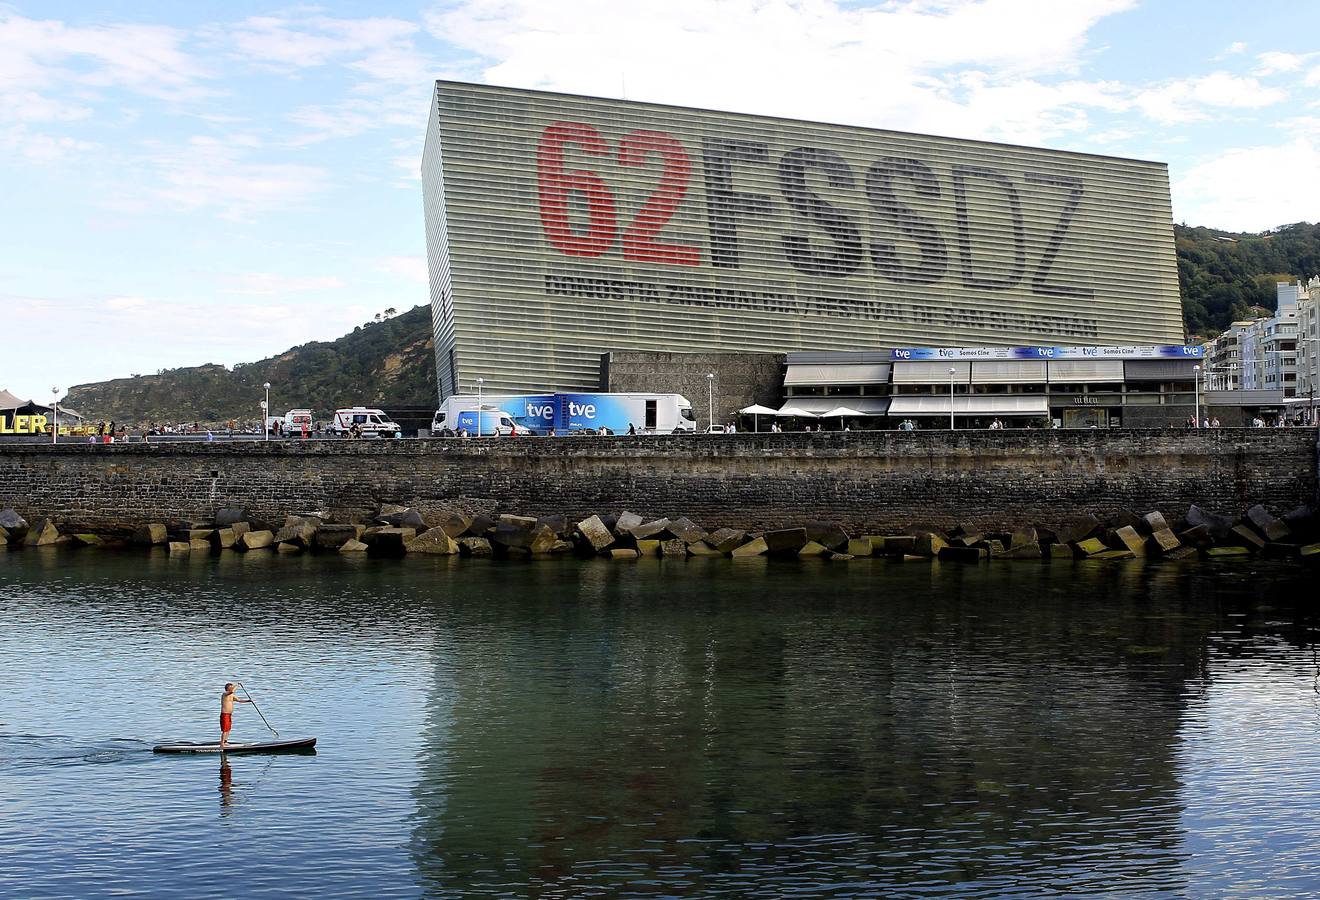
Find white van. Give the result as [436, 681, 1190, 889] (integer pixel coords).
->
[283, 409, 314, 434]
[329, 407, 401, 437]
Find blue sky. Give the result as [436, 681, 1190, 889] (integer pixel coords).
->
[4, 0, 1320, 402]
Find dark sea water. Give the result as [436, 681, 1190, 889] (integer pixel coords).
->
[2, 549, 1320, 898]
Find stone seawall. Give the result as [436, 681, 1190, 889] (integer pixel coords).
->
[0, 430, 1314, 534]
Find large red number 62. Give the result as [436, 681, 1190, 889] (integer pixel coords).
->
[536, 122, 698, 265]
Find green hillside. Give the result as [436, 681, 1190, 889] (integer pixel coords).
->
[1176, 221, 1320, 339]
[64, 305, 436, 424]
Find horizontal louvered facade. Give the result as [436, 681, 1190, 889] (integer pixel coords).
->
[424, 81, 1184, 400]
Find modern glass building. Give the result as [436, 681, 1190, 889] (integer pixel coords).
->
[423, 81, 1185, 402]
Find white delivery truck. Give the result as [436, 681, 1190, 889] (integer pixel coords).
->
[432, 393, 695, 435]
[430, 400, 518, 436]
[329, 407, 402, 437]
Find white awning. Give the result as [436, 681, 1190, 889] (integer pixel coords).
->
[892, 361, 971, 384]
[778, 398, 890, 415]
[783, 363, 891, 386]
[971, 360, 1047, 384]
[1047, 359, 1125, 381]
[889, 395, 1050, 416]
[775, 405, 820, 417]
[739, 404, 779, 415]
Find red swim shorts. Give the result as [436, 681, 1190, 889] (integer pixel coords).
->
[220, 713, 233, 732]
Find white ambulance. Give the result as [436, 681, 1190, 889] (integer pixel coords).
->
[329, 407, 401, 437]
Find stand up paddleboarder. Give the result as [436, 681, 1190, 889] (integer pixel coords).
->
[220, 683, 252, 749]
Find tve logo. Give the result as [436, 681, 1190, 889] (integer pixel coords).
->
[568, 401, 597, 419]
[893, 349, 913, 360]
[525, 401, 555, 422]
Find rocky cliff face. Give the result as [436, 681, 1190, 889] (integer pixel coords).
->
[64, 305, 435, 423]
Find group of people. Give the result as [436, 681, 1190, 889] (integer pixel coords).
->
[1184, 416, 1224, 428]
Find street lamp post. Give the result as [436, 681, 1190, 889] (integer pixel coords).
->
[706, 373, 715, 432]
[949, 368, 956, 431]
[51, 387, 59, 444]
[262, 382, 271, 441]
[1193, 365, 1201, 427]
[476, 377, 484, 434]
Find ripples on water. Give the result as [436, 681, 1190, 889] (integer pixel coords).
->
[1, 549, 1318, 897]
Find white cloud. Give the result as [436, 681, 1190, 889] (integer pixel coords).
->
[221, 273, 347, 295]
[104, 296, 148, 311]
[1255, 50, 1310, 76]
[1134, 72, 1286, 124]
[1222, 41, 1247, 56]
[0, 11, 210, 105]
[127, 135, 330, 221]
[0, 124, 99, 161]
[425, 0, 1138, 144]
[228, 14, 431, 84]
[1174, 138, 1320, 231]
[375, 256, 428, 283]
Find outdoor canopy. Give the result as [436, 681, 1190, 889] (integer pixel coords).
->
[738, 403, 779, 433]
[774, 406, 819, 417]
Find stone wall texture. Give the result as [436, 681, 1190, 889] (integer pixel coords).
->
[602, 351, 785, 429]
[1, 430, 1315, 535]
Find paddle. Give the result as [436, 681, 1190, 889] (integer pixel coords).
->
[236, 681, 280, 738]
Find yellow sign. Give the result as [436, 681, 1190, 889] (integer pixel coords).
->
[0, 414, 49, 434]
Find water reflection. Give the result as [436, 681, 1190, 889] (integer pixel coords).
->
[2, 549, 1317, 898]
[408, 558, 1233, 896]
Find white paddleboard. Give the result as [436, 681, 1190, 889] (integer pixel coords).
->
[153, 737, 316, 754]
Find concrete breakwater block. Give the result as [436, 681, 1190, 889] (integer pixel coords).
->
[361, 527, 416, 555]
[1229, 525, 1266, 552]
[846, 538, 873, 557]
[635, 539, 661, 556]
[660, 539, 688, 558]
[731, 537, 768, 557]
[1143, 511, 1171, 534]
[24, 518, 61, 546]
[764, 528, 808, 554]
[610, 548, 639, 560]
[805, 523, 849, 552]
[576, 515, 614, 552]
[707, 528, 747, 553]
[912, 532, 947, 557]
[338, 538, 368, 553]
[133, 523, 168, 546]
[688, 541, 724, 557]
[189, 539, 211, 552]
[797, 540, 829, 557]
[456, 537, 491, 557]
[275, 523, 317, 549]
[1245, 504, 1290, 542]
[1074, 538, 1107, 557]
[1112, 526, 1147, 557]
[667, 517, 708, 544]
[1186, 504, 1235, 540]
[167, 541, 191, 556]
[1204, 546, 1250, 558]
[211, 527, 237, 549]
[1149, 529, 1182, 554]
[437, 512, 473, 538]
[614, 511, 645, 534]
[313, 524, 363, 550]
[629, 518, 670, 540]
[237, 530, 275, 551]
[406, 527, 460, 555]
[70, 533, 103, 547]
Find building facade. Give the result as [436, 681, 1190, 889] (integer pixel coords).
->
[779, 346, 1201, 428]
[423, 82, 1186, 402]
